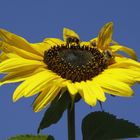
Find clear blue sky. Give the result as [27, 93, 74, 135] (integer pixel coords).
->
[0, 0, 140, 140]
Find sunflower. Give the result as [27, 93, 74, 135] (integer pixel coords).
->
[0, 22, 140, 112]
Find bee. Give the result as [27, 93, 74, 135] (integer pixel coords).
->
[90, 41, 97, 47]
[103, 49, 114, 64]
[66, 36, 80, 46]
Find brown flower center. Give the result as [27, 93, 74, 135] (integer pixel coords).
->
[44, 45, 108, 82]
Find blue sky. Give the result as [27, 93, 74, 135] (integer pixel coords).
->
[0, 0, 140, 139]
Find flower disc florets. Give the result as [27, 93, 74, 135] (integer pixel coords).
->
[44, 44, 108, 82]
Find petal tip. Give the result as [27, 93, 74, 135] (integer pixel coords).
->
[33, 105, 41, 112]
[63, 27, 80, 41]
[12, 97, 17, 102]
[105, 22, 114, 29]
[63, 27, 69, 32]
[107, 21, 114, 26]
[97, 21, 114, 49]
[100, 96, 107, 102]
[130, 90, 134, 96]
[12, 93, 22, 102]
[105, 21, 114, 31]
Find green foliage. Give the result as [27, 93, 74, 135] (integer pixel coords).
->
[8, 134, 54, 140]
[82, 111, 140, 140]
[37, 91, 71, 133]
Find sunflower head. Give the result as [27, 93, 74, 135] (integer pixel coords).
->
[43, 22, 115, 83]
[0, 22, 139, 112]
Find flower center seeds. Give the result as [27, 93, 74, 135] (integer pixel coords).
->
[44, 44, 108, 82]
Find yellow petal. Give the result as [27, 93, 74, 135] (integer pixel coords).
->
[51, 77, 67, 88]
[33, 85, 61, 112]
[67, 82, 78, 95]
[110, 57, 140, 69]
[63, 28, 80, 42]
[97, 22, 113, 50]
[13, 70, 57, 100]
[75, 82, 97, 106]
[111, 45, 137, 60]
[0, 52, 8, 62]
[0, 28, 41, 55]
[13, 80, 31, 102]
[94, 75, 133, 97]
[129, 66, 140, 71]
[12, 70, 58, 101]
[102, 69, 135, 85]
[80, 41, 90, 47]
[0, 68, 44, 86]
[30, 42, 50, 56]
[105, 68, 140, 79]
[0, 41, 43, 60]
[3, 53, 22, 58]
[24, 72, 59, 97]
[43, 38, 64, 46]
[87, 80, 106, 102]
[0, 58, 45, 73]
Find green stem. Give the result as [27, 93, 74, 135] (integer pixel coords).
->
[67, 103, 75, 140]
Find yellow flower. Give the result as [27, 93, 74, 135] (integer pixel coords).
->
[0, 22, 140, 112]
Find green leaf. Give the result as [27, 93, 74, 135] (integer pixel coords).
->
[8, 134, 54, 140]
[37, 91, 71, 133]
[82, 111, 140, 140]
